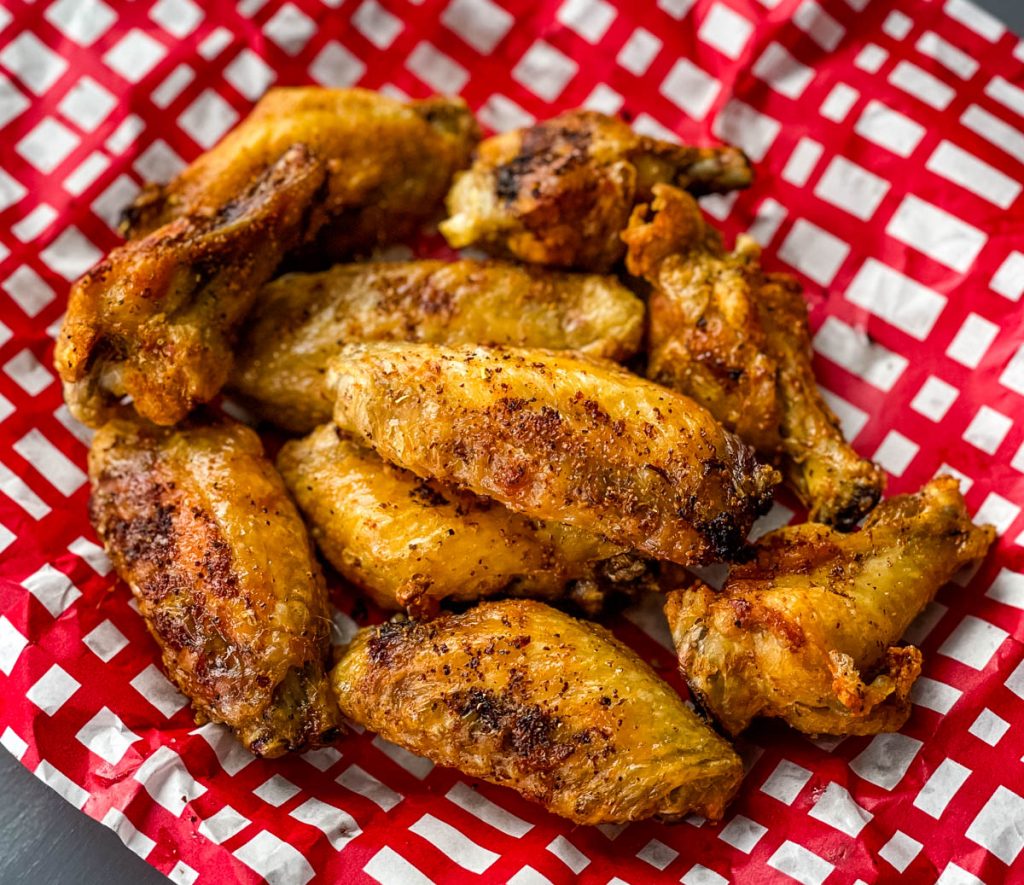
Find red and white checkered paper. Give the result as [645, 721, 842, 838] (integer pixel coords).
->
[1, 0, 1023, 881]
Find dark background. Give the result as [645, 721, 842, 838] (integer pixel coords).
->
[2, 2, 1022, 882]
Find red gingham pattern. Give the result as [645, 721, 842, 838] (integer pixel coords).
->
[0, 0, 1023, 882]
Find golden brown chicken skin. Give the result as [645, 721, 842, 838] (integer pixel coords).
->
[332, 599, 744, 824]
[88, 416, 342, 757]
[440, 109, 751, 271]
[55, 146, 324, 428]
[231, 259, 644, 433]
[624, 184, 885, 528]
[123, 87, 479, 256]
[277, 425, 651, 618]
[57, 90, 478, 429]
[327, 343, 778, 565]
[665, 476, 994, 737]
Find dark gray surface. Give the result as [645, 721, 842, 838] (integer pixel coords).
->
[0, 747, 165, 885]
[2, 4, 1022, 884]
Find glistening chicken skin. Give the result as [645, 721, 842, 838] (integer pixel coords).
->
[327, 342, 779, 565]
[231, 259, 644, 433]
[441, 109, 751, 271]
[277, 425, 650, 618]
[88, 416, 342, 757]
[665, 476, 994, 736]
[623, 183, 885, 529]
[332, 599, 744, 824]
[57, 89, 478, 427]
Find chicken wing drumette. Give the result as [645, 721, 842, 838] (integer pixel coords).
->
[665, 476, 994, 736]
[231, 259, 643, 433]
[327, 343, 778, 565]
[57, 89, 478, 427]
[441, 110, 751, 271]
[332, 599, 744, 824]
[623, 184, 885, 528]
[88, 415, 342, 757]
[278, 425, 651, 617]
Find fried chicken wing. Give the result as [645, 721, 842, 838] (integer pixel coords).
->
[124, 88, 479, 256]
[57, 89, 478, 428]
[327, 343, 778, 564]
[332, 599, 743, 823]
[665, 476, 994, 736]
[440, 110, 751, 271]
[56, 146, 324, 428]
[624, 184, 885, 528]
[278, 424, 650, 618]
[231, 259, 644, 432]
[88, 416, 342, 757]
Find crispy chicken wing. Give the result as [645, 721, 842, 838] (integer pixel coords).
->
[277, 424, 651, 618]
[88, 416, 342, 757]
[327, 343, 778, 564]
[440, 110, 751, 271]
[624, 184, 885, 528]
[665, 476, 994, 736]
[56, 146, 324, 428]
[231, 259, 644, 432]
[124, 87, 479, 255]
[332, 599, 743, 823]
[57, 89, 478, 428]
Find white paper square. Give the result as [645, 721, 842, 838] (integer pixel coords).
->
[26, 663, 80, 715]
[76, 707, 141, 765]
[698, 4, 754, 59]
[512, 40, 577, 102]
[938, 615, 1009, 669]
[966, 786, 1024, 865]
[442, 0, 514, 53]
[962, 405, 1012, 455]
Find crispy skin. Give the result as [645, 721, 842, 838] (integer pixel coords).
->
[88, 416, 342, 757]
[231, 259, 644, 432]
[332, 600, 743, 823]
[327, 343, 778, 565]
[57, 90, 478, 428]
[440, 110, 751, 271]
[277, 425, 651, 618]
[665, 477, 995, 736]
[124, 87, 479, 256]
[55, 146, 325, 428]
[624, 184, 885, 528]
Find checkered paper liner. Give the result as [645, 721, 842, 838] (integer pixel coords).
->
[0, 0, 1023, 881]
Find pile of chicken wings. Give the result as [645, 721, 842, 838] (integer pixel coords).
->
[61, 88, 994, 826]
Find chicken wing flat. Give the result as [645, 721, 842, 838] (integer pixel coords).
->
[57, 89, 478, 428]
[624, 184, 885, 528]
[231, 259, 644, 433]
[277, 425, 650, 618]
[332, 599, 743, 824]
[56, 146, 324, 428]
[327, 343, 779, 564]
[665, 476, 994, 736]
[123, 87, 479, 256]
[440, 110, 751, 271]
[88, 416, 342, 757]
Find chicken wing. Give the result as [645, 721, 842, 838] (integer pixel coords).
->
[332, 599, 743, 823]
[231, 259, 644, 433]
[57, 89, 478, 428]
[665, 476, 994, 736]
[88, 415, 342, 757]
[624, 184, 885, 528]
[277, 424, 651, 618]
[123, 87, 479, 256]
[327, 343, 779, 564]
[440, 109, 751, 271]
[56, 146, 324, 428]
